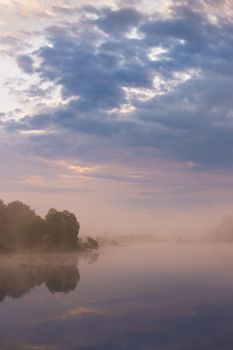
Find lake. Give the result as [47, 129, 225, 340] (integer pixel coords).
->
[1, 243, 233, 350]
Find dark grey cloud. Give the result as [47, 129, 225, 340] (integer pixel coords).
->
[16, 54, 34, 74]
[7, 2, 233, 169]
[96, 7, 142, 35]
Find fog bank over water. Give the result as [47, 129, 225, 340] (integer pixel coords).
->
[2, 191, 233, 241]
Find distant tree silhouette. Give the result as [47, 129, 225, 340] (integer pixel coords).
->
[6, 201, 39, 248]
[0, 199, 90, 253]
[45, 208, 80, 251]
[85, 237, 99, 250]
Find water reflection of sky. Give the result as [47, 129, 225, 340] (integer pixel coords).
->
[1, 244, 233, 349]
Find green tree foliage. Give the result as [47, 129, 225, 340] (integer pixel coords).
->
[86, 237, 99, 250]
[0, 199, 86, 253]
[45, 209, 80, 251]
[79, 237, 99, 250]
[6, 201, 43, 249]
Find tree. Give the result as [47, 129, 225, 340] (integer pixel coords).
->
[0, 198, 98, 253]
[45, 208, 80, 250]
[86, 237, 99, 250]
[6, 201, 40, 249]
[22, 216, 47, 249]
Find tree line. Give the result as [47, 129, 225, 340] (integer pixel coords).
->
[0, 199, 98, 253]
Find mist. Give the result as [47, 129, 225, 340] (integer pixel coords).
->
[1, 0, 233, 348]
[2, 191, 232, 241]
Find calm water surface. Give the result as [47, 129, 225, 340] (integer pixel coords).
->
[1, 243, 233, 350]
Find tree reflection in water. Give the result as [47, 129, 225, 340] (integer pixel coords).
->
[0, 252, 99, 302]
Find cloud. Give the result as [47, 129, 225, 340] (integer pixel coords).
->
[9, 9, 233, 168]
[2, 0, 233, 191]
[17, 54, 34, 74]
[96, 7, 143, 35]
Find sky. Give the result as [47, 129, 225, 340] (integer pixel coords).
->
[1, 0, 233, 236]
